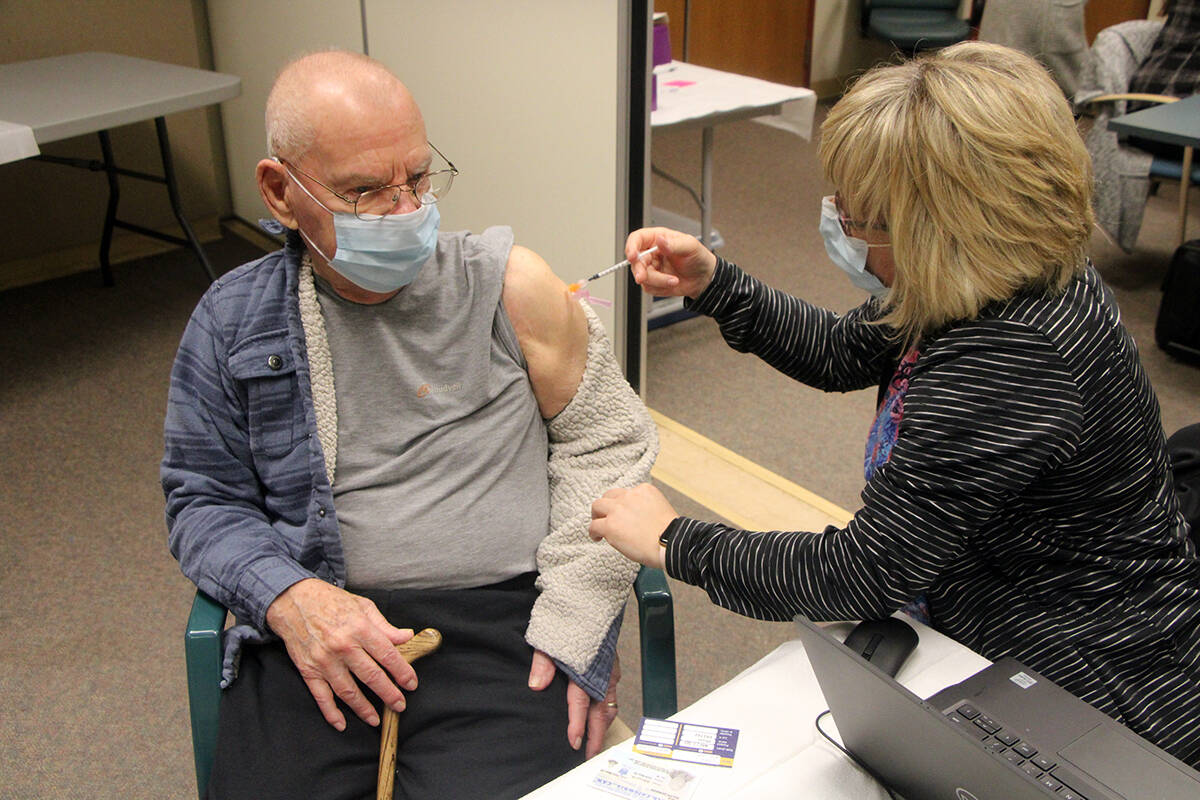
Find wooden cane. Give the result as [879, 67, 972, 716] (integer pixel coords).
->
[377, 628, 443, 800]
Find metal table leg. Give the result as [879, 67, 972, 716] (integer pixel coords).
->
[97, 130, 120, 287]
[701, 125, 713, 253]
[1179, 145, 1193, 248]
[38, 116, 217, 286]
[154, 117, 216, 283]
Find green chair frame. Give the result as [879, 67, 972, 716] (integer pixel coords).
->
[185, 567, 676, 798]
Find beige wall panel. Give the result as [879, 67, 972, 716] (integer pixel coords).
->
[0, 0, 227, 273]
[810, 0, 897, 95]
[206, 0, 365, 227]
[364, 0, 625, 337]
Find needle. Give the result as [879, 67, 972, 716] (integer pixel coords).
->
[568, 246, 659, 293]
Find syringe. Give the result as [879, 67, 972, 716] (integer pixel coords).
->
[568, 246, 659, 294]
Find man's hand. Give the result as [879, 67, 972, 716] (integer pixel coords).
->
[528, 649, 622, 758]
[265, 578, 418, 731]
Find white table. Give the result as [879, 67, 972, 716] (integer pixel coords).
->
[0, 52, 241, 284]
[523, 619, 991, 799]
[649, 61, 816, 323]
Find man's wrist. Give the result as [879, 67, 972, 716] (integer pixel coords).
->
[264, 576, 321, 634]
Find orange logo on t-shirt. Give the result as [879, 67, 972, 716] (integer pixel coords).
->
[416, 382, 462, 399]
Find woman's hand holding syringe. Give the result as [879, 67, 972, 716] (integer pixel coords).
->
[567, 246, 660, 294]
[623, 228, 717, 299]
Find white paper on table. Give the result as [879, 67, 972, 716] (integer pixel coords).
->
[0, 120, 39, 164]
[752, 98, 817, 140]
[521, 621, 990, 800]
[651, 61, 817, 141]
[590, 752, 701, 800]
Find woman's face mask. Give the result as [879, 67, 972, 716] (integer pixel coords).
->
[284, 164, 440, 293]
[819, 196, 890, 299]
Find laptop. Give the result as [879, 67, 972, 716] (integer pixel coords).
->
[794, 615, 1200, 800]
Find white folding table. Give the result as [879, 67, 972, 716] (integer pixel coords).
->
[522, 618, 991, 799]
[0, 52, 241, 284]
[649, 61, 816, 323]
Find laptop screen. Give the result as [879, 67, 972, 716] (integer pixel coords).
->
[795, 615, 1200, 800]
[794, 615, 1052, 800]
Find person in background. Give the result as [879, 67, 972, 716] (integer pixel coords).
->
[590, 41, 1200, 766]
[978, 0, 1089, 97]
[163, 50, 657, 799]
[1128, 0, 1200, 114]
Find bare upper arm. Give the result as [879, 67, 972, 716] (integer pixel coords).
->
[502, 245, 588, 419]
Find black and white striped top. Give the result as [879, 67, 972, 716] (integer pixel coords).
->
[666, 257, 1200, 765]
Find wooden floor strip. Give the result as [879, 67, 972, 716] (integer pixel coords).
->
[648, 409, 854, 532]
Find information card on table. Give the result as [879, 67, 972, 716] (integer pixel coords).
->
[590, 752, 700, 800]
[632, 718, 739, 767]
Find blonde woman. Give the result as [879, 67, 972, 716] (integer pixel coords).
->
[592, 42, 1200, 765]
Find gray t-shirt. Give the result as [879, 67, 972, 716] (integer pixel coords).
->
[315, 226, 550, 590]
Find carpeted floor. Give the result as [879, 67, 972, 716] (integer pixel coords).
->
[0, 234, 268, 799]
[1, 105, 1197, 799]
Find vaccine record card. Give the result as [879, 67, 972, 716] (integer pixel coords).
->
[632, 717, 739, 767]
[589, 752, 700, 800]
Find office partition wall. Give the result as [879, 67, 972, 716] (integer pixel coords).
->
[207, 0, 649, 376]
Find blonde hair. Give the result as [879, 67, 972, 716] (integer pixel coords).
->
[818, 41, 1094, 345]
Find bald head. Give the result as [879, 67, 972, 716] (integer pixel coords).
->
[265, 50, 421, 161]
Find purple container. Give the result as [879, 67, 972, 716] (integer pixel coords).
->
[652, 22, 672, 68]
[652, 21, 670, 111]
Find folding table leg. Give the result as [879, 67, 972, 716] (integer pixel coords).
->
[97, 130, 119, 287]
[1179, 146, 1193, 248]
[155, 117, 217, 283]
[700, 125, 713, 252]
[46, 122, 217, 287]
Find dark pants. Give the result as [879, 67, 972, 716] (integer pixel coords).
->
[206, 574, 585, 800]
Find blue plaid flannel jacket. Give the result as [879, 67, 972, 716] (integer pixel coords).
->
[161, 232, 617, 695]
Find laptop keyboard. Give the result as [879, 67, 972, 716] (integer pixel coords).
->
[944, 701, 1092, 799]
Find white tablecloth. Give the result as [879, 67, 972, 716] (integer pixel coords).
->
[651, 61, 817, 141]
[0, 120, 39, 164]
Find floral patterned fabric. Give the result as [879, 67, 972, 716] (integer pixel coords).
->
[865, 347, 931, 624]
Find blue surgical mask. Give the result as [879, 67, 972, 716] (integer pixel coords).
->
[819, 196, 889, 299]
[285, 166, 440, 293]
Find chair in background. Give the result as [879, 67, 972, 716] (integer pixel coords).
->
[859, 0, 971, 52]
[1081, 89, 1197, 247]
[1167, 423, 1200, 546]
[1076, 18, 1199, 251]
[185, 566, 677, 798]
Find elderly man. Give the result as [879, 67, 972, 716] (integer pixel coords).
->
[162, 50, 656, 799]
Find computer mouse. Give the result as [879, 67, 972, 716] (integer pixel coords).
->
[842, 617, 919, 677]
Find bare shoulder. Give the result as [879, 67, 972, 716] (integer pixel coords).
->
[502, 245, 587, 418]
[502, 245, 584, 348]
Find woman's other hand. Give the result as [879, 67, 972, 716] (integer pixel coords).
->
[589, 484, 677, 570]
[624, 228, 717, 299]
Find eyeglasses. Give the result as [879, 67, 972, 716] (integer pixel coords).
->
[281, 142, 458, 220]
[833, 192, 888, 237]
